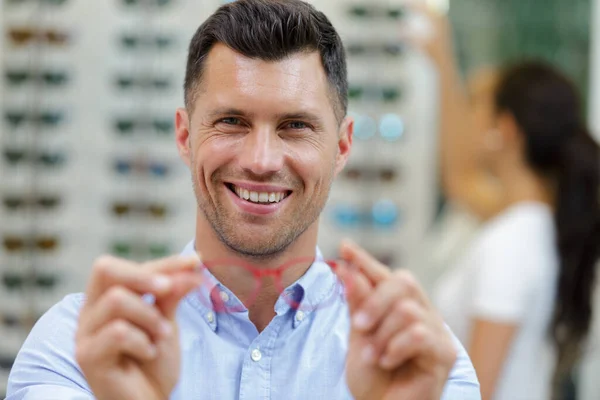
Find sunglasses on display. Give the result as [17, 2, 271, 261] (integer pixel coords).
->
[331, 200, 400, 229]
[193, 256, 358, 314]
[347, 4, 406, 20]
[4, 110, 64, 129]
[351, 113, 405, 142]
[110, 201, 168, 219]
[2, 271, 59, 291]
[346, 42, 406, 58]
[3, 149, 66, 167]
[113, 157, 170, 177]
[348, 85, 402, 103]
[0, 356, 14, 370]
[5, 70, 69, 86]
[3, 194, 61, 212]
[343, 166, 398, 183]
[115, 75, 172, 91]
[110, 240, 171, 259]
[120, 33, 174, 50]
[7, 28, 69, 46]
[4, 0, 68, 5]
[114, 118, 173, 136]
[121, 0, 172, 7]
[2, 235, 60, 253]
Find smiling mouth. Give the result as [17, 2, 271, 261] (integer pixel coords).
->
[226, 183, 291, 204]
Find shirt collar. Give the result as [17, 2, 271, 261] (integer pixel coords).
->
[181, 238, 339, 331]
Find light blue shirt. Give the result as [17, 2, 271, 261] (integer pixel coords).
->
[7, 240, 480, 399]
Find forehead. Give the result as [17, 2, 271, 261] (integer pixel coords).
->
[196, 43, 334, 117]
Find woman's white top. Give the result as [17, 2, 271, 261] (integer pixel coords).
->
[433, 202, 558, 400]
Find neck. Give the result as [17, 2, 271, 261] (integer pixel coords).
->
[193, 210, 319, 331]
[495, 162, 555, 209]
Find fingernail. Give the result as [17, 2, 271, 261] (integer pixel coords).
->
[380, 355, 393, 369]
[152, 275, 172, 292]
[353, 312, 372, 330]
[362, 345, 376, 364]
[160, 321, 172, 337]
[147, 345, 157, 358]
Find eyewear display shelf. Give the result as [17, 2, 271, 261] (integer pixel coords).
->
[0, 1, 440, 397]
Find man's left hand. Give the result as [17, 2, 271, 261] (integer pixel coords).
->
[338, 240, 457, 400]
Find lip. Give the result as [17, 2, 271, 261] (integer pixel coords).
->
[227, 181, 291, 193]
[225, 184, 289, 216]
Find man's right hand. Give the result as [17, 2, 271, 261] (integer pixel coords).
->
[75, 254, 203, 400]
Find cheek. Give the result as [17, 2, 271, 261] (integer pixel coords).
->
[192, 135, 238, 184]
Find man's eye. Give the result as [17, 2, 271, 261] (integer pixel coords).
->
[287, 121, 308, 130]
[219, 117, 240, 125]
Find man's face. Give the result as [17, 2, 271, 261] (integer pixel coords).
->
[176, 44, 352, 258]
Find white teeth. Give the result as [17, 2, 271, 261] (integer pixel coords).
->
[232, 185, 287, 204]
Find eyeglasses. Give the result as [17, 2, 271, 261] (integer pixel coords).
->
[194, 256, 358, 313]
[113, 157, 170, 177]
[120, 33, 174, 50]
[348, 4, 406, 20]
[344, 166, 398, 183]
[2, 272, 59, 291]
[4, 110, 64, 129]
[351, 113, 406, 142]
[3, 149, 66, 167]
[5, 0, 68, 5]
[110, 201, 168, 219]
[3, 194, 61, 211]
[121, 0, 172, 7]
[114, 118, 173, 136]
[115, 75, 172, 91]
[110, 240, 171, 259]
[346, 42, 406, 58]
[2, 235, 60, 253]
[349, 85, 402, 103]
[331, 200, 400, 229]
[5, 70, 69, 86]
[7, 28, 69, 46]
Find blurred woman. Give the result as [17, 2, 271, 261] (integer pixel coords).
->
[405, 4, 600, 400]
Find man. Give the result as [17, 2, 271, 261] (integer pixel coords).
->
[7, 1, 480, 399]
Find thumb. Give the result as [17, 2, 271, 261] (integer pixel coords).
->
[337, 262, 372, 316]
[156, 271, 203, 320]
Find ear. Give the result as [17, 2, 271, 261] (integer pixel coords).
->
[175, 107, 192, 167]
[497, 111, 522, 149]
[334, 115, 353, 176]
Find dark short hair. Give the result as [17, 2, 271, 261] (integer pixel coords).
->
[184, 0, 348, 122]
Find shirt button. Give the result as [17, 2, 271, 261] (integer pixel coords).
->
[219, 291, 229, 303]
[251, 349, 262, 362]
[295, 311, 305, 321]
[206, 312, 215, 323]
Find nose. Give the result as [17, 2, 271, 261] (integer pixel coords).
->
[238, 126, 284, 176]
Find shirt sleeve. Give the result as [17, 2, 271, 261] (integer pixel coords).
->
[6, 293, 95, 400]
[441, 329, 481, 400]
[470, 224, 546, 322]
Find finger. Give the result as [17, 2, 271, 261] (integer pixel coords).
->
[143, 253, 200, 274]
[85, 254, 200, 305]
[155, 270, 203, 319]
[85, 256, 172, 305]
[336, 263, 372, 315]
[351, 270, 427, 332]
[77, 319, 157, 371]
[339, 239, 391, 284]
[369, 299, 423, 359]
[79, 286, 172, 340]
[378, 323, 434, 370]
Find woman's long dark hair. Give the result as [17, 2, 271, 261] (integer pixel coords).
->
[494, 60, 600, 397]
